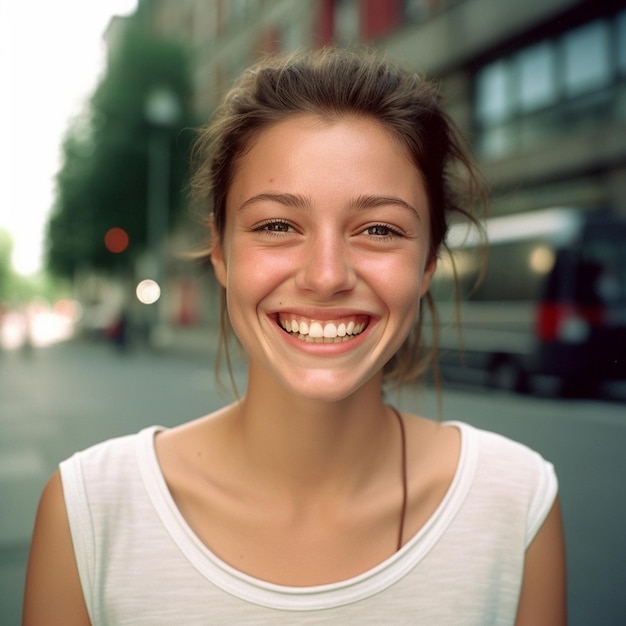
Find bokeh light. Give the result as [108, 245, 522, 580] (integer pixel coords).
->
[136, 279, 161, 304]
[104, 227, 129, 253]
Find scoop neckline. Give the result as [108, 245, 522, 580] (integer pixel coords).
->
[136, 420, 477, 611]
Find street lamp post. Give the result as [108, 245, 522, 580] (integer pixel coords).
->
[143, 88, 180, 345]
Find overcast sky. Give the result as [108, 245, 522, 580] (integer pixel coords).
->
[0, 0, 138, 275]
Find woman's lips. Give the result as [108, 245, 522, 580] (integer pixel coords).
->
[276, 314, 369, 343]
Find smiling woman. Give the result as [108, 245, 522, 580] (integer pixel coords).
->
[23, 48, 566, 625]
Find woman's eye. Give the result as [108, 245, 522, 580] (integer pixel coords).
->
[365, 224, 402, 238]
[253, 220, 292, 233]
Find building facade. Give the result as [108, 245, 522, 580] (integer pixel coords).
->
[143, 0, 320, 116]
[144, 0, 626, 218]
[335, 0, 626, 217]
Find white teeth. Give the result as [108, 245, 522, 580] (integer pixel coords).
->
[279, 316, 366, 342]
[323, 323, 338, 338]
[308, 322, 324, 338]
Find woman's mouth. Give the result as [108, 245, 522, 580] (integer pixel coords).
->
[277, 314, 369, 343]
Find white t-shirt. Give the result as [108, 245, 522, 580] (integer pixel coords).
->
[60, 421, 557, 625]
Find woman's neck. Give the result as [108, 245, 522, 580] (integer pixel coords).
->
[229, 363, 396, 499]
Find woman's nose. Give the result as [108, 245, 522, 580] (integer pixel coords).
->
[295, 234, 357, 297]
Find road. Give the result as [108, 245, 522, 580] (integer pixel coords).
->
[1, 336, 625, 624]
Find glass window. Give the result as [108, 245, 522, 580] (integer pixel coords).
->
[474, 13, 623, 158]
[516, 41, 557, 112]
[476, 60, 514, 125]
[480, 125, 517, 159]
[562, 20, 611, 96]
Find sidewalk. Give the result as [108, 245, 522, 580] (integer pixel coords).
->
[151, 323, 219, 357]
[99, 322, 221, 359]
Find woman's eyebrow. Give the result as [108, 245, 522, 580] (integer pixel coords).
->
[350, 194, 420, 219]
[238, 192, 420, 219]
[238, 192, 311, 212]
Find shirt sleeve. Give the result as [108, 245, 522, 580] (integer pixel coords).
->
[524, 454, 558, 547]
[60, 452, 97, 619]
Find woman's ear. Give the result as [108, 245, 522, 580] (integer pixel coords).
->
[209, 222, 227, 288]
[420, 256, 437, 297]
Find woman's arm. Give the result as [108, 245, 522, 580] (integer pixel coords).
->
[23, 470, 91, 626]
[515, 496, 567, 626]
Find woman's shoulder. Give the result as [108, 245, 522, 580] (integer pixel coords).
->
[154, 405, 235, 464]
[401, 415, 557, 518]
[437, 419, 558, 544]
[405, 414, 553, 471]
[152, 406, 239, 497]
[61, 427, 160, 474]
[58, 428, 164, 514]
[448, 420, 555, 478]
[402, 413, 461, 479]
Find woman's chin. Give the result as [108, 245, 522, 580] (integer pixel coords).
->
[268, 368, 380, 404]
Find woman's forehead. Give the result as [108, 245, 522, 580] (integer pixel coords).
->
[225, 114, 428, 217]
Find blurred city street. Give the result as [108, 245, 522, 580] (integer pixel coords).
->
[1, 334, 625, 624]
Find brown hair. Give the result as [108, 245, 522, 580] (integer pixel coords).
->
[190, 47, 485, 389]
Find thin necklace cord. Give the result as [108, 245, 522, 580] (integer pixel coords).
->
[390, 406, 408, 551]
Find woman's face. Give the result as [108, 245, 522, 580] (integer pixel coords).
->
[211, 114, 436, 402]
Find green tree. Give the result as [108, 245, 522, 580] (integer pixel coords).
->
[0, 229, 14, 302]
[46, 14, 196, 279]
[0, 229, 67, 305]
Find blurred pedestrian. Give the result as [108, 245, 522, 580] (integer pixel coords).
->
[23, 48, 566, 625]
[106, 307, 131, 353]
